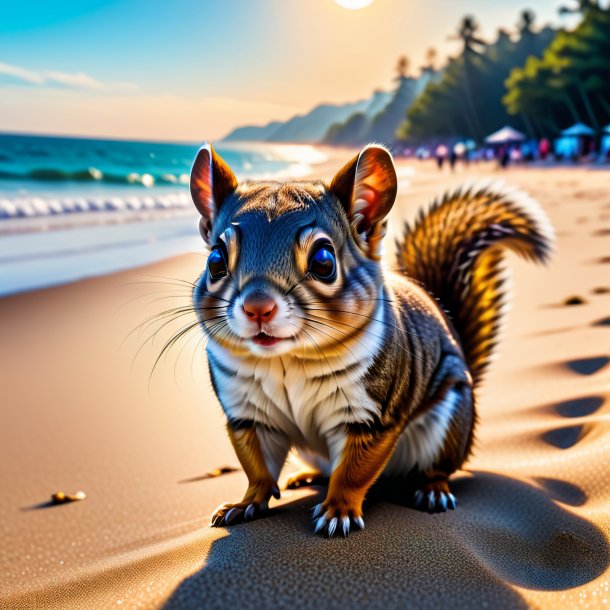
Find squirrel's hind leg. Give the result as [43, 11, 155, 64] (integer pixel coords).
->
[286, 468, 328, 489]
[412, 471, 457, 513]
[409, 381, 474, 514]
[285, 449, 331, 489]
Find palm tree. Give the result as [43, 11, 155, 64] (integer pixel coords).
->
[424, 47, 437, 71]
[396, 56, 410, 80]
[518, 9, 536, 34]
[451, 16, 486, 53]
[559, 0, 599, 15]
[449, 16, 485, 140]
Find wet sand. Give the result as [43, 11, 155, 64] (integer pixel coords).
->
[1, 155, 609, 609]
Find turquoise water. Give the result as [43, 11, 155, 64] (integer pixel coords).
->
[0, 133, 327, 295]
[0, 133, 303, 191]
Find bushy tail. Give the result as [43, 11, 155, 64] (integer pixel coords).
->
[396, 183, 554, 386]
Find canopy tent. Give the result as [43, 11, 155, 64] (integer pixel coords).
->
[555, 123, 595, 159]
[485, 126, 526, 144]
[560, 123, 595, 137]
[602, 125, 610, 157]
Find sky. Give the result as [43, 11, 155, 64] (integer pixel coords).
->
[0, 0, 578, 141]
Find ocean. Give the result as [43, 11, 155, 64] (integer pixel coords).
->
[0, 133, 327, 295]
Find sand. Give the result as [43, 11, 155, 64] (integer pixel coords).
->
[1, 154, 609, 609]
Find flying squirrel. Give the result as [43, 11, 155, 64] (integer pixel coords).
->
[189, 143, 554, 537]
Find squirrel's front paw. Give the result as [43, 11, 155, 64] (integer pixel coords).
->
[210, 481, 280, 527]
[311, 501, 365, 538]
[210, 501, 266, 526]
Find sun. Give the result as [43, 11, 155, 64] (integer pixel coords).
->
[334, 0, 375, 9]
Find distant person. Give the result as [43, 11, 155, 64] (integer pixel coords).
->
[435, 144, 447, 170]
[500, 147, 510, 169]
[449, 150, 457, 172]
[539, 138, 550, 160]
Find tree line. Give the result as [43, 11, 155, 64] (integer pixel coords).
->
[397, 2, 610, 143]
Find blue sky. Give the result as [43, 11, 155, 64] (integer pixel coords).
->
[0, 0, 581, 140]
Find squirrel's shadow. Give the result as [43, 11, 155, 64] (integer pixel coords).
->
[162, 471, 608, 609]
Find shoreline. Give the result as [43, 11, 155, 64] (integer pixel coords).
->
[1, 146, 609, 297]
[0, 144, 354, 296]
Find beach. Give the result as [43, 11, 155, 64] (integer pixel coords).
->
[1, 151, 609, 609]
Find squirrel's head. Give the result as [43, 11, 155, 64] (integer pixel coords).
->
[191, 143, 397, 358]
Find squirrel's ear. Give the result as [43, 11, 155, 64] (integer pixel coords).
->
[190, 143, 238, 244]
[330, 144, 397, 258]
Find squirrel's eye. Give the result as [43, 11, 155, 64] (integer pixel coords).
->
[309, 244, 336, 282]
[208, 247, 228, 280]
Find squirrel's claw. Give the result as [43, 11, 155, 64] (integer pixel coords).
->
[210, 501, 267, 527]
[312, 504, 365, 538]
[413, 487, 457, 514]
[412, 475, 457, 514]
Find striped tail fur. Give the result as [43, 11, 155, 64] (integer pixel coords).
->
[396, 183, 554, 386]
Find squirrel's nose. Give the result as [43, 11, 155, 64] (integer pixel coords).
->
[242, 293, 277, 324]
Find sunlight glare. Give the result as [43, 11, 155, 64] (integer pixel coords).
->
[334, 0, 375, 10]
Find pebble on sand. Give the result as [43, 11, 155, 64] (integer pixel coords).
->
[51, 491, 86, 504]
[563, 296, 587, 306]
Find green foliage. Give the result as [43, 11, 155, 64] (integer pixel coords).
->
[504, 6, 610, 135]
[399, 20, 555, 142]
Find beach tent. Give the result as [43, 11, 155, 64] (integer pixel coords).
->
[602, 125, 610, 158]
[555, 123, 595, 159]
[485, 126, 526, 144]
[560, 122, 595, 137]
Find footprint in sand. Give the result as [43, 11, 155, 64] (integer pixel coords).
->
[542, 424, 590, 449]
[592, 286, 610, 295]
[565, 356, 610, 375]
[592, 316, 610, 327]
[592, 228, 610, 237]
[549, 396, 606, 418]
[598, 256, 610, 264]
[534, 477, 587, 507]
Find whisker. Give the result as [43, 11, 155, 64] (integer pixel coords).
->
[173, 317, 227, 384]
[124, 306, 199, 347]
[133, 272, 199, 289]
[189, 318, 232, 378]
[301, 319, 377, 368]
[196, 289, 232, 304]
[125, 301, 227, 347]
[301, 314, 424, 363]
[130, 308, 213, 370]
[148, 321, 202, 392]
[306, 297, 395, 305]
[284, 276, 308, 297]
[303, 306, 419, 338]
[115, 290, 194, 315]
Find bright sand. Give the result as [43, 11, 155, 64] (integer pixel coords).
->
[1, 152, 609, 609]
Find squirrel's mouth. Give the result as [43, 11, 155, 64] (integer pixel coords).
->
[251, 332, 283, 347]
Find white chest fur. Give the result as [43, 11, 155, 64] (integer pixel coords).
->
[207, 303, 386, 459]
